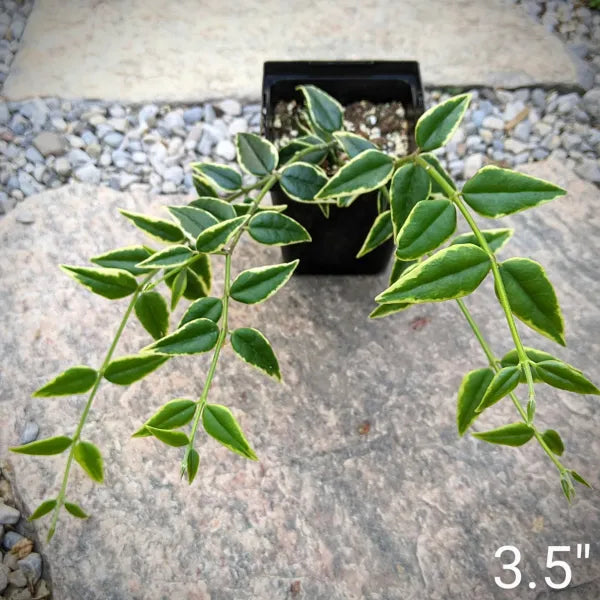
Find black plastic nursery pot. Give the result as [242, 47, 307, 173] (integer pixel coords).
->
[262, 60, 425, 275]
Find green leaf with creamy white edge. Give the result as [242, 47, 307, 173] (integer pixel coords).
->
[316, 150, 395, 199]
[535, 360, 600, 395]
[476, 366, 521, 413]
[279, 162, 328, 202]
[297, 84, 343, 132]
[389, 258, 417, 285]
[462, 166, 566, 217]
[230, 260, 298, 304]
[145, 426, 189, 447]
[165, 254, 211, 301]
[473, 422, 534, 447]
[450, 228, 514, 253]
[202, 404, 258, 460]
[192, 162, 242, 192]
[189, 197, 236, 222]
[230, 327, 281, 380]
[171, 269, 187, 311]
[195, 216, 246, 253]
[104, 354, 169, 385]
[333, 131, 376, 158]
[415, 94, 471, 151]
[395, 199, 456, 260]
[28, 499, 57, 521]
[356, 211, 394, 258]
[33, 366, 97, 397]
[456, 368, 495, 436]
[144, 318, 219, 355]
[180, 297, 223, 327]
[390, 163, 431, 235]
[420, 154, 456, 195]
[368, 302, 412, 319]
[278, 137, 327, 166]
[500, 346, 556, 382]
[91, 245, 154, 276]
[74, 441, 104, 483]
[119, 209, 184, 243]
[64, 502, 88, 519]
[249, 211, 311, 246]
[235, 132, 278, 176]
[192, 174, 218, 198]
[10, 436, 72, 455]
[376, 244, 491, 304]
[542, 429, 565, 456]
[61, 265, 138, 300]
[132, 399, 196, 437]
[137, 245, 194, 269]
[167, 206, 218, 238]
[134, 291, 169, 340]
[186, 448, 200, 484]
[233, 203, 287, 216]
[498, 258, 565, 346]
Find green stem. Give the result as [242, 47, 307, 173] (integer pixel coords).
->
[224, 175, 271, 202]
[47, 272, 155, 541]
[182, 175, 278, 475]
[454, 297, 566, 475]
[415, 155, 537, 419]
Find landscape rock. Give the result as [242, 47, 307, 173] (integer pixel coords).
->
[54, 157, 71, 177]
[0, 503, 20, 525]
[19, 421, 38, 444]
[217, 99, 242, 116]
[575, 157, 600, 183]
[582, 88, 600, 121]
[32, 132, 66, 157]
[215, 139, 236, 161]
[463, 153, 484, 178]
[74, 163, 101, 184]
[17, 553, 42, 585]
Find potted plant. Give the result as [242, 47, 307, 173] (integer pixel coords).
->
[9, 80, 599, 542]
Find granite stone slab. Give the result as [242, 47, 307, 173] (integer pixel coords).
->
[1, 161, 599, 599]
[3, 0, 579, 102]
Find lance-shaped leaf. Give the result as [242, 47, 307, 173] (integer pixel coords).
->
[180, 297, 223, 327]
[192, 162, 242, 192]
[104, 354, 169, 385]
[119, 209, 184, 243]
[390, 163, 431, 235]
[195, 216, 246, 253]
[91, 245, 154, 276]
[166, 254, 212, 301]
[167, 206, 218, 238]
[233, 203, 287, 216]
[235, 132, 278, 176]
[542, 429, 565, 456]
[501, 346, 556, 368]
[389, 258, 417, 285]
[279, 162, 328, 202]
[416, 93, 471, 151]
[297, 84, 343, 132]
[249, 211, 311, 246]
[368, 302, 412, 319]
[135, 291, 169, 340]
[170, 268, 187, 310]
[33, 366, 98, 397]
[137, 245, 194, 269]
[376, 244, 491, 304]
[61, 265, 138, 300]
[132, 399, 196, 438]
[10, 436, 72, 455]
[192, 174, 218, 198]
[333, 131, 376, 158]
[230, 260, 298, 304]
[421, 153, 456, 196]
[456, 368, 495, 436]
[535, 360, 600, 395]
[476, 366, 521, 413]
[571, 470, 591, 488]
[473, 423, 534, 447]
[74, 441, 104, 483]
[202, 404, 258, 460]
[395, 199, 456, 260]
[64, 502, 88, 519]
[145, 426, 189, 447]
[316, 150, 395, 199]
[450, 228, 514, 253]
[230, 327, 281, 380]
[278, 136, 327, 166]
[356, 211, 394, 258]
[462, 166, 566, 217]
[186, 448, 200, 484]
[498, 258, 565, 346]
[144, 318, 219, 355]
[189, 197, 236, 222]
[28, 499, 57, 521]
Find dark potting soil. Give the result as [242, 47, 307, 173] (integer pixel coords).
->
[271, 98, 410, 157]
